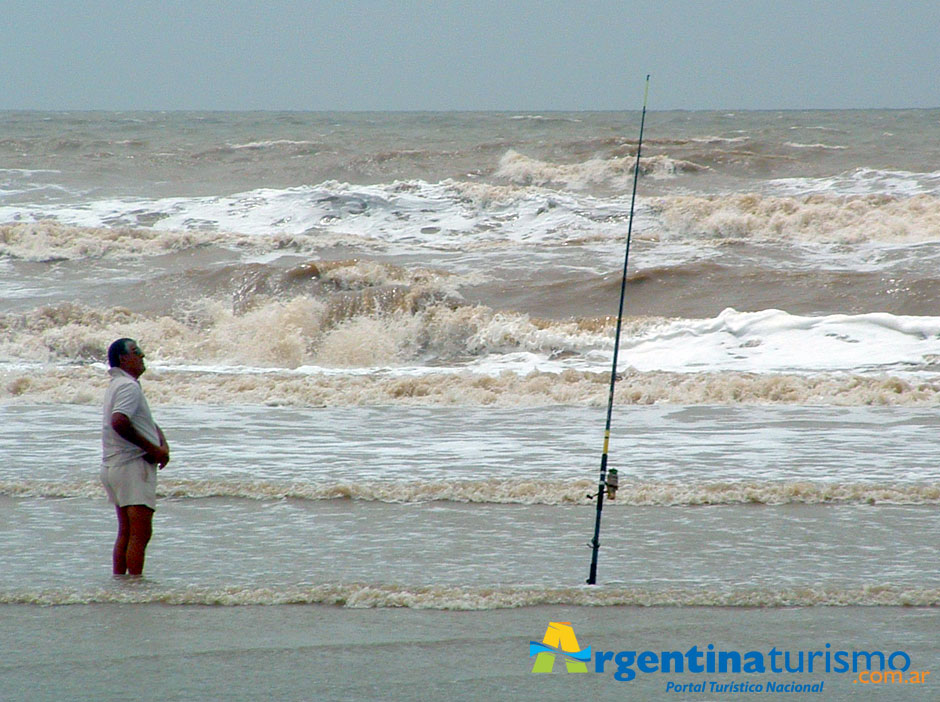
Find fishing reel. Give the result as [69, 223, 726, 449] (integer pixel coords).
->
[587, 468, 619, 501]
[605, 468, 619, 499]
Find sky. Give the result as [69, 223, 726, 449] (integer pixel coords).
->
[3, 0, 939, 111]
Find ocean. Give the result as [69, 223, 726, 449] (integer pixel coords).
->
[1, 110, 938, 700]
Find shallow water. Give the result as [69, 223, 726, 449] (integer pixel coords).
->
[1, 404, 937, 607]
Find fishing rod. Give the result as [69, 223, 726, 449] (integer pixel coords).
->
[587, 75, 649, 586]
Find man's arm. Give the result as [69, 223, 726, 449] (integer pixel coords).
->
[111, 413, 170, 468]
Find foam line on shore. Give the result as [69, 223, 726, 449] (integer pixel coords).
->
[3, 478, 937, 506]
[3, 582, 937, 609]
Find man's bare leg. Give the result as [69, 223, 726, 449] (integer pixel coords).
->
[113, 505, 130, 575]
[114, 505, 154, 576]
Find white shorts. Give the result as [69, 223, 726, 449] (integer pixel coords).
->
[100, 457, 157, 511]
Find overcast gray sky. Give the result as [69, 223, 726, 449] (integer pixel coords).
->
[3, 0, 938, 111]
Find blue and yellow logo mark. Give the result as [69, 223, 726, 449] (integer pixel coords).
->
[530, 622, 592, 673]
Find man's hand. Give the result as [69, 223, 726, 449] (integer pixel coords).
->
[112, 412, 170, 468]
[150, 443, 170, 469]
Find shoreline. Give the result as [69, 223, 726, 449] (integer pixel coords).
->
[4, 603, 936, 701]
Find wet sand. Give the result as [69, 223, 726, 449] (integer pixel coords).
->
[3, 604, 936, 701]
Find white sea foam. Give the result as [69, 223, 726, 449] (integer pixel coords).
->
[4, 179, 940, 265]
[0, 168, 63, 175]
[2, 583, 936, 608]
[687, 135, 750, 145]
[228, 139, 323, 151]
[651, 190, 940, 244]
[4, 363, 940, 407]
[509, 114, 583, 123]
[0, 180, 639, 251]
[0, 221, 253, 261]
[496, 148, 707, 189]
[620, 308, 940, 374]
[783, 142, 848, 150]
[765, 167, 940, 197]
[3, 478, 937, 505]
[3, 297, 940, 379]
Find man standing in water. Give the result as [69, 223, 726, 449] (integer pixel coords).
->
[100, 338, 170, 576]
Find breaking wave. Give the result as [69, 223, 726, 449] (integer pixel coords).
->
[650, 192, 940, 244]
[0, 221, 254, 261]
[6, 363, 940, 407]
[5, 180, 940, 261]
[0, 221, 393, 262]
[496, 149, 707, 190]
[0, 179, 639, 251]
[3, 583, 937, 608]
[3, 478, 937, 505]
[5, 364, 940, 407]
[0, 292, 616, 372]
[767, 167, 940, 197]
[3, 289, 940, 383]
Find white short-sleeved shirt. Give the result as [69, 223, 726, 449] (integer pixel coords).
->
[101, 367, 160, 465]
